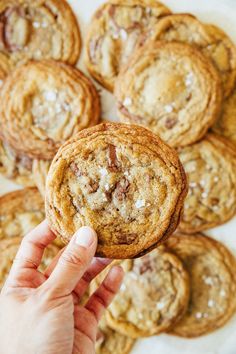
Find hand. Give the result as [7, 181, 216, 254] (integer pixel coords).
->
[0, 221, 123, 354]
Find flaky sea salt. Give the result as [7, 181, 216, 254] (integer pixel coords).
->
[123, 97, 132, 107]
[202, 192, 208, 199]
[100, 168, 108, 177]
[44, 91, 57, 102]
[135, 200, 146, 209]
[33, 22, 40, 28]
[189, 182, 197, 188]
[105, 183, 110, 191]
[120, 29, 128, 40]
[164, 104, 174, 113]
[185, 72, 194, 87]
[214, 176, 219, 183]
[203, 276, 214, 286]
[220, 289, 226, 298]
[195, 312, 203, 319]
[156, 302, 165, 310]
[208, 300, 215, 308]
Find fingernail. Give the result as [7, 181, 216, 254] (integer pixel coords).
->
[75, 226, 97, 248]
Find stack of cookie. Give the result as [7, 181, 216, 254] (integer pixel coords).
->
[0, 0, 236, 352]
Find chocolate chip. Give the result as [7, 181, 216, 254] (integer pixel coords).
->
[108, 144, 120, 172]
[18, 155, 32, 170]
[136, 256, 153, 274]
[211, 198, 219, 206]
[118, 103, 142, 123]
[115, 177, 130, 201]
[165, 116, 178, 129]
[108, 4, 116, 18]
[116, 233, 137, 245]
[70, 162, 83, 177]
[88, 179, 99, 194]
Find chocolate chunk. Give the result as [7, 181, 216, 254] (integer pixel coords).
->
[118, 103, 142, 123]
[137, 256, 153, 274]
[108, 4, 116, 18]
[108, 144, 120, 172]
[116, 233, 137, 245]
[18, 155, 32, 170]
[88, 179, 99, 194]
[165, 116, 178, 129]
[115, 177, 130, 201]
[70, 162, 83, 177]
[211, 198, 219, 206]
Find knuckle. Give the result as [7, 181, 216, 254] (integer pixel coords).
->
[60, 249, 87, 268]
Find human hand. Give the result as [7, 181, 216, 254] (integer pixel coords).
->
[0, 221, 124, 354]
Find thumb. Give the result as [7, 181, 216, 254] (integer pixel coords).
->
[42, 226, 97, 297]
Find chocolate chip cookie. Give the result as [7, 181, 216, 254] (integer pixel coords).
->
[0, 188, 44, 240]
[166, 233, 236, 337]
[0, 236, 59, 287]
[212, 85, 236, 146]
[0, 0, 81, 67]
[149, 14, 236, 98]
[96, 317, 135, 354]
[178, 133, 236, 233]
[32, 159, 51, 197]
[85, 0, 171, 91]
[45, 122, 187, 259]
[0, 60, 101, 160]
[92, 248, 189, 338]
[0, 138, 34, 186]
[115, 41, 222, 148]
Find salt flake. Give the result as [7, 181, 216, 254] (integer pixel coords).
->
[44, 91, 57, 102]
[120, 29, 128, 41]
[123, 97, 132, 107]
[135, 200, 146, 209]
[100, 168, 108, 177]
[195, 312, 202, 319]
[164, 104, 174, 113]
[156, 302, 165, 310]
[208, 300, 215, 308]
[33, 22, 40, 28]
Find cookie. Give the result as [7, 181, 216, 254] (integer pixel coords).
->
[0, 0, 81, 67]
[212, 85, 236, 146]
[165, 233, 236, 338]
[0, 138, 34, 186]
[115, 41, 222, 148]
[0, 52, 12, 85]
[0, 236, 59, 288]
[32, 159, 51, 197]
[85, 0, 171, 91]
[92, 248, 189, 338]
[45, 122, 187, 259]
[178, 133, 236, 233]
[149, 14, 236, 97]
[0, 60, 101, 160]
[0, 188, 44, 240]
[96, 317, 135, 354]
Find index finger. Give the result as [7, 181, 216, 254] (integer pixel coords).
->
[9, 220, 56, 278]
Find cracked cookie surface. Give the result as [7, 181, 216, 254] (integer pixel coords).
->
[115, 41, 222, 148]
[93, 248, 189, 338]
[0, 60, 101, 160]
[0, 0, 81, 67]
[85, 0, 171, 91]
[213, 85, 236, 146]
[178, 133, 236, 233]
[45, 122, 187, 259]
[149, 14, 236, 98]
[166, 233, 236, 337]
[0, 188, 44, 240]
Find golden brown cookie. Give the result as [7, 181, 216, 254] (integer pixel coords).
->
[96, 317, 135, 354]
[85, 0, 171, 91]
[0, 236, 59, 287]
[0, 52, 12, 85]
[0, 188, 44, 240]
[0, 138, 34, 186]
[92, 248, 189, 338]
[178, 133, 236, 233]
[149, 14, 236, 97]
[212, 85, 236, 146]
[115, 41, 222, 148]
[0, 60, 101, 160]
[0, 0, 81, 67]
[32, 159, 51, 197]
[45, 122, 187, 259]
[165, 233, 236, 338]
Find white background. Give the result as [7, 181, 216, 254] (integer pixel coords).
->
[1, 0, 236, 353]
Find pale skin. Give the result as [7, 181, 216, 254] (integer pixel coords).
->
[0, 221, 124, 354]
